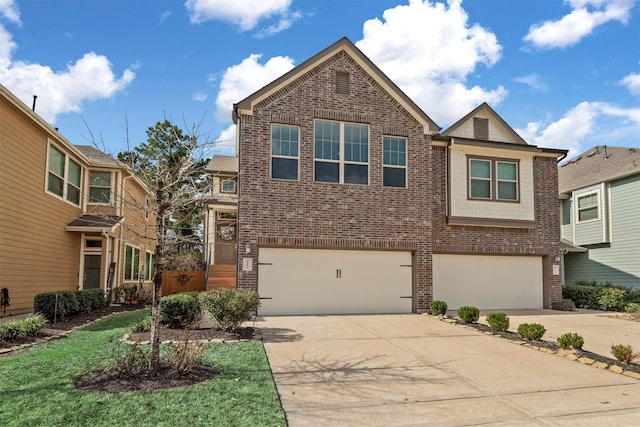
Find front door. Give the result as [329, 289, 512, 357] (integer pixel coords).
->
[83, 254, 102, 289]
[214, 225, 237, 264]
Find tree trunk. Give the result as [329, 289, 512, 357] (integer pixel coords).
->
[149, 181, 165, 372]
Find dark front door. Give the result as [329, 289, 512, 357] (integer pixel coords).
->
[214, 225, 236, 264]
[83, 254, 102, 289]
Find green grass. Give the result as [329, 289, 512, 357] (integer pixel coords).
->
[0, 310, 285, 427]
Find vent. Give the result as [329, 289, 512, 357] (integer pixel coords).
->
[335, 71, 350, 96]
[473, 117, 489, 140]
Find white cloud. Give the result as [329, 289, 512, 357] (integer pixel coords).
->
[185, 0, 299, 35]
[355, 0, 507, 125]
[214, 53, 294, 122]
[159, 10, 171, 24]
[515, 101, 640, 157]
[0, 0, 20, 25]
[620, 72, 640, 95]
[523, 0, 635, 49]
[192, 91, 207, 102]
[0, 15, 135, 123]
[514, 74, 549, 92]
[210, 124, 237, 156]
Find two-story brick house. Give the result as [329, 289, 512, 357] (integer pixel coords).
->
[232, 37, 567, 315]
[0, 84, 155, 317]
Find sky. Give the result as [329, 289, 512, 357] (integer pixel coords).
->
[1, 0, 639, 160]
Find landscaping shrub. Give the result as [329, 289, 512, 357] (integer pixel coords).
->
[611, 344, 640, 364]
[104, 341, 149, 376]
[562, 284, 602, 309]
[429, 300, 448, 316]
[0, 314, 47, 341]
[516, 323, 546, 341]
[486, 312, 510, 332]
[166, 337, 206, 374]
[624, 302, 640, 313]
[550, 298, 576, 311]
[457, 306, 479, 323]
[130, 316, 152, 333]
[557, 332, 584, 350]
[34, 289, 108, 322]
[199, 288, 260, 332]
[160, 292, 201, 328]
[81, 289, 108, 310]
[597, 287, 627, 311]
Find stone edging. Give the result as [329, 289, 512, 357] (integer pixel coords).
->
[121, 331, 262, 346]
[425, 314, 640, 380]
[0, 311, 135, 355]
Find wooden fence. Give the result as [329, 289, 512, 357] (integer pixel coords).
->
[161, 271, 206, 296]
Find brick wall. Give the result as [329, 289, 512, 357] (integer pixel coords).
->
[237, 51, 432, 311]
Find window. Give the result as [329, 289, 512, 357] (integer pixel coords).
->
[271, 124, 299, 180]
[473, 117, 489, 140]
[124, 244, 141, 281]
[315, 120, 368, 185]
[577, 192, 599, 222]
[145, 251, 155, 281]
[47, 144, 81, 205]
[220, 178, 236, 193]
[383, 136, 407, 187]
[468, 157, 519, 201]
[89, 171, 112, 203]
[217, 211, 237, 220]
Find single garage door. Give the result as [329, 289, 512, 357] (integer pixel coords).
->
[258, 248, 413, 315]
[432, 254, 543, 310]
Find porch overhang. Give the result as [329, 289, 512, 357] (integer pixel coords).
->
[561, 238, 588, 254]
[66, 215, 123, 233]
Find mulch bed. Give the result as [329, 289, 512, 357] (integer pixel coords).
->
[448, 317, 640, 374]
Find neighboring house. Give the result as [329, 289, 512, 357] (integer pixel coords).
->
[232, 37, 567, 315]
[201, 155, 238, 289]
[0, 84, 155, 317]
[559, 145, 640, 288]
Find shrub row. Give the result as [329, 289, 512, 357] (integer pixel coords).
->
[34, 289, 108, 322]
[563, 280, 640, 312]
[159, 288, 260, 332]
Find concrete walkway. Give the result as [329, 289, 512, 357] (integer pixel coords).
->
[259, 314, 640, 426]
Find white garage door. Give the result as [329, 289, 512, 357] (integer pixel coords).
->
[258, 248, 413, 315]
[432, 254, 543, 310]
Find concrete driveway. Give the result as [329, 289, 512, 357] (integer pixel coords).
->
[259, 314, 640, 426]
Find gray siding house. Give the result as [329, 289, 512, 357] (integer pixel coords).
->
[559, 145, 640, 288]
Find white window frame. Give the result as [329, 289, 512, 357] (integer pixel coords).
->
[271, 124, 299, 180]
[220, 178, 237, 193]
[46, 143, 82, 206]
[314, 119, 369, 185]
[88, 170, 112, 204]
[124, 244, 141, 282]
[576, 191, 600, 223]
[383, 136, 407, 188]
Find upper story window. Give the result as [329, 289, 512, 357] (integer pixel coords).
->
[314, 120, 368, 185]
[144, 251, 155, 282]
[47, 144, 81, 205]
[89, 171, 112, 204]
[124, 244, 140, 281]
[577, 192, 599, 222]
[220, 178, 237, 193]
[473, 117, 489, 140]
[468, 157, 519, 202]
[383, 136, 407, 188]
[271, 124, 299, 180]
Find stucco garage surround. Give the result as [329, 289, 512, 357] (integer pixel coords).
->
[257, 248, 413, 316]
[432, 254, 543, 310]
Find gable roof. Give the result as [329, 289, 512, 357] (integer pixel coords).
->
[205, 155, 238, 174]
[232, 37, 440, 135]
[559, 145, 640, 194]
[74, 145, 120, 167]
[439, 102, 528, 145]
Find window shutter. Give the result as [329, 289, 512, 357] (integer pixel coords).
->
[473, 117, 489, 140]
[335, 71, 350, 95]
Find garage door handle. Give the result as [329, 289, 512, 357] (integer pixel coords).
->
[400, 264, 412, 267]
[259, 262, 273, 266]
[259, 297, 272, 300]
[400, 296, 413, 299]
[336, 269, 342, 278]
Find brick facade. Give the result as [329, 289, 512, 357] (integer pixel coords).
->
[235, 39, 565, 312]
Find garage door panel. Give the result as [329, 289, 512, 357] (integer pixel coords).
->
[433, 255, 543, 310]
[258, 248, 412, 316]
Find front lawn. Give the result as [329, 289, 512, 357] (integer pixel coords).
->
[0, 310, 285, 427]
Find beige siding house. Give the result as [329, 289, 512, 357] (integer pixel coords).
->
[0, 84, 155, 317]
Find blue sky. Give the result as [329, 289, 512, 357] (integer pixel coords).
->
[1, 0, 639, 159]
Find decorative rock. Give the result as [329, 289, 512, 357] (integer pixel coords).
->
[564, 354, 578, 361]
[609, 365, 624, 374]
[593, 362, 608, 369]
[578, 357, 595, 365]
[622, 371, 640, 380]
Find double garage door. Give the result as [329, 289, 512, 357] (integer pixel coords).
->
[258, 248, 413, 316]
[432, 254, 544, 310]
